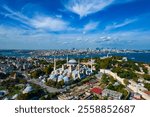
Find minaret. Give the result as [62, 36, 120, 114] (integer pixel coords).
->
[90, 57, 93, 73]
[78, 59, 80, 79]
[78, 59, 80, 71]
[107, 50, 110, 58]
[69, 66, 72, 73]
[107, 53, 109, 58]
[136, 84, 139, 93]
[54, 58, 56, 74]
[62, 65, 64, 71]
[66, 55, 69, 66]
[14, 72, 17, 79]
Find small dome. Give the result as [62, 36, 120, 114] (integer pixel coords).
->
[49, 74, 56, 79]
[72, 70, 78, 75]
[58, 75, 64, 79]
[58, 75, 64, 82]
[63, 76, 69, 82]
[23, 85, 33, 94]
[68, 59, 77, 64]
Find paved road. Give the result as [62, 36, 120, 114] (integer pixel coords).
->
[95, 72, 103, 79]
[28, 79, 65, 93]
[22, 73, 65, 93]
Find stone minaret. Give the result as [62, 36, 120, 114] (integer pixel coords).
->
[69, 65, 72, 73]
[14, 72, 17, 79]
[62, 65, 64, 71]
[67, 55, 69, 66]
[54, 58, 56, 74]
[78, 59, 80, 79]
[91, 57, 93, 73]
[78, 59, 80, 71]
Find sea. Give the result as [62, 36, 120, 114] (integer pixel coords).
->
[0, 50, 150, 63]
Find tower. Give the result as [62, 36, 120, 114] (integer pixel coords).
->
[107, 53, 109, 58]
[62, 65, 64, 71]
[136, 84, 139, 93]
[66, 55, 69, 66]
[54, 58, 56, 74]
[69, 65, 72, 73]
[90, 57, 93, 73]
[14, 72, 17, 79]
[77, 59, 80, 79]
[77, 59, 80, 71]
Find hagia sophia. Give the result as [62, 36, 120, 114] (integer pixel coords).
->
[48, 57, 94, 83]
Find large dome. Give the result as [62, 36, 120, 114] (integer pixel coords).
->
[68, 59, 77, 64]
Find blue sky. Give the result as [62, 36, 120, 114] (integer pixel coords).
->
[0, 0, 150, 49]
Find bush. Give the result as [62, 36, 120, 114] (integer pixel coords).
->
[123, 79, 129, 86]
[46, 79, 56, 87]
[43, 65, 53, 75]
[40, 93, 58, 100]
[144, 83, 150, 90]
[17, 84, 45, 100]
[31, 69, 44, 78]
[101, 74, 109, 84]
[143, 74, 150, 81]
[0, 72, 8, 79]
[112, 67, 137, 79]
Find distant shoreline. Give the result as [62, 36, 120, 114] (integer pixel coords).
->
[0, 50, 150, 63]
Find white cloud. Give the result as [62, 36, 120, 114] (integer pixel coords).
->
[2, 5, 30, 25]
[31, 16, 68, 31]
[83, 21, 99, 31]
[1, 5, 69, 32]
[74, 21, 100, 34]
[55, 14, 63, 18]
[99, 36, 112, 42]
[63, 0, 114, 18]
[63, 0, 136, 18]
[105, 19, 137, 30]
[0, 24, 150, 49]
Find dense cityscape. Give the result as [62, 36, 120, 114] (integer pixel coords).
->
[0, 49, 150, 57]
[0, 49, 150, 100]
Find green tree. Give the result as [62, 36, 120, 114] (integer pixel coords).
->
[31, 69, 44, 78]
[144, 83, 150, 90]
[143, 74, 150, 81]
[109, 76, 116, 84]
[93, 95, 99, 100]
[43, 65, 53, 75]
[46, 79, 56, 87]
[107, 84, 115, 90]
[39, 60, 48, 65]
[101, 74, 109, 84]
[123, 79, 129, 86]
[56, 80, 65, 88]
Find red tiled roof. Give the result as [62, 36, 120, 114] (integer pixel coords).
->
[91, 87, 103, 94]
[144, 91, 150, 95]
[133, 97, 141, 100]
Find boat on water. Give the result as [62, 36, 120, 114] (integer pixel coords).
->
[131, 57, 135, 60]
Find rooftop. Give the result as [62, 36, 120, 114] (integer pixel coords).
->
[91, 87, 103, 95]
[68, 59, 77, 64]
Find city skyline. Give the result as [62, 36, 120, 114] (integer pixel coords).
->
[0, 0, 150, 49]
